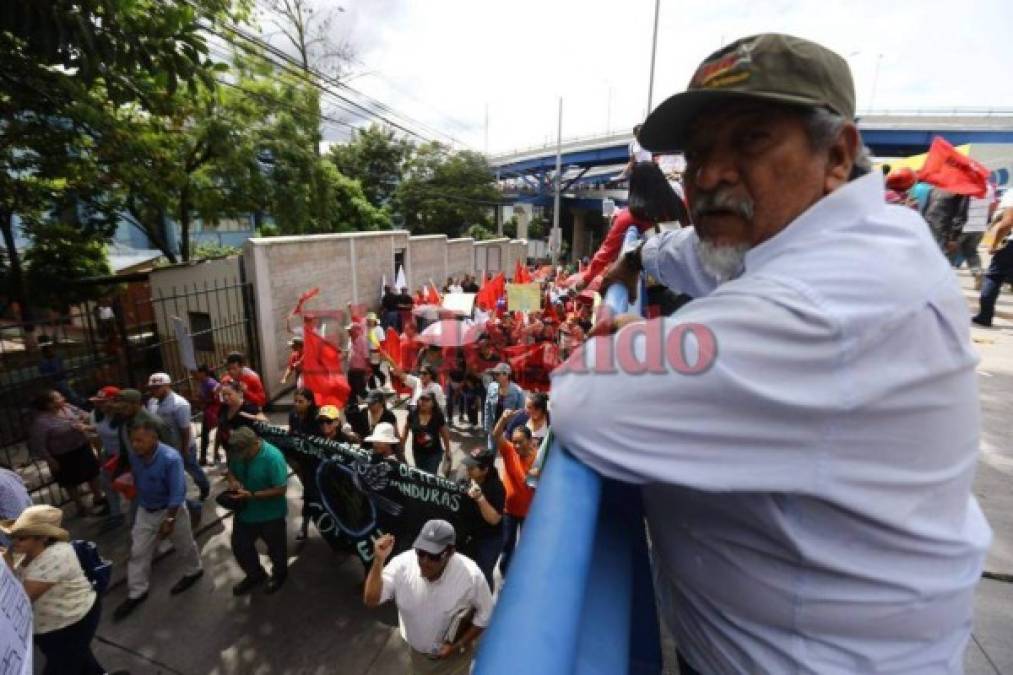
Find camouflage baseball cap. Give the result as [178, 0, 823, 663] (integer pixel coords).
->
[639, 33, 856, 152]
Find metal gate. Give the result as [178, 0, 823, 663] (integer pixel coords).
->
[0, 271, 259, 505]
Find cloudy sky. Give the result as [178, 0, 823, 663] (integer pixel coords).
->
[287, 0, 1013, 155]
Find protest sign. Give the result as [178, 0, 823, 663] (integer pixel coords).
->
[253, 421, 480, 565]
[0, 560, 32, 675]
[441, 292, 476, 316]
[507, 283, 541, 313]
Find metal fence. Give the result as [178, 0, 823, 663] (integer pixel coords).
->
[0, 272, 259, 506]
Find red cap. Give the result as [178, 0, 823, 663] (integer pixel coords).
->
[90, 386, 121, 401]
[886, 168, 917, 192]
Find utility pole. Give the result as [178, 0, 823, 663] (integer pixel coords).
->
[647, 0, 661, 114]
[869, 53, 884, 112]
[550, 97, 563, 263]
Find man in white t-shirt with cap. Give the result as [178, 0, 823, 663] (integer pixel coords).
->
[364, 519, 493, 674]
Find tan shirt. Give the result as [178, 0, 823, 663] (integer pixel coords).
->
[16, 542, 96, 633]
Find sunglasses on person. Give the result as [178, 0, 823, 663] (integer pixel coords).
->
[415, 548, 449, 562]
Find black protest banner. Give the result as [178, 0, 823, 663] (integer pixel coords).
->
[252, 421, 479, 565]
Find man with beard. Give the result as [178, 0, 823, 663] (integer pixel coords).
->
[553, 33, 990, 674]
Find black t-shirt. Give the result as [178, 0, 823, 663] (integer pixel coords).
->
[463, 281, 480, 293]
[468, 470, 505, 540]
[408, 407, 446, 457]
[347, 406, 397, 448]
[288, 409, 322, 437]
[381, 292, 399, 313]
[396, 293, 414, 308]
[219, 402, 261, 444]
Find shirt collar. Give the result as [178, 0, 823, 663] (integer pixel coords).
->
[744, 171, 885, 272]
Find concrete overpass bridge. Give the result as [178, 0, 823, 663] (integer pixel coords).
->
[492, 110, 1013, 262]
[490, 109, 1013, 187]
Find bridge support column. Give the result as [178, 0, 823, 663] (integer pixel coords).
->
[572, 209, 587, 263]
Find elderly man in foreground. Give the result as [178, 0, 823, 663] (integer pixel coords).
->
[551, 33, 991, 674]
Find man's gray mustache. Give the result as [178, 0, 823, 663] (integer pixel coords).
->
[691, 191, 755, 222]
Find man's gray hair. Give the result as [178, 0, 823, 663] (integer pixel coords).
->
[804, 107, 872, 176]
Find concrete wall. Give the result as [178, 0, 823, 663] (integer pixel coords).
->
[447, 238, 475, 280]
[244, 230, 528, 401]
[147, 256, 245, 382]
[243, 231, 409, 399]
[407, 235, 447, 293]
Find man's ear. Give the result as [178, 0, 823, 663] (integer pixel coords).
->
[824, 123, 860, 193]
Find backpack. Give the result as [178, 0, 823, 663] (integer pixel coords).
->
[71, 539, 112, 594]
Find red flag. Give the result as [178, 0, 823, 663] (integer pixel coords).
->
[382, 328, 402, 369]
[301, 316, 350, 407]
[425, 282, 441, 305]
[290, 287, 320, 318]
[917, 137, 989, 198]
[514, 259, 532, 284]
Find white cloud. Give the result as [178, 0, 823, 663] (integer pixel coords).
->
[314, 0, 1013, 153]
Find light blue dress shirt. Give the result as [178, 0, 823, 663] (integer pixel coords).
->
[551, 172, 992, 674]
[128, 443, 186, 510]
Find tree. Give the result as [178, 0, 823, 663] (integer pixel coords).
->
[24, 223, 111, 311]
[328, 125, 411, 209]
[465, 224, 495, 241]
[395, 144, 500, 237]
[0, 0, 240, 328]
[259, 0, 355, 154]
[528, 215, 548, 240]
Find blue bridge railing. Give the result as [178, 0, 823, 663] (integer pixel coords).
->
[476, 227, 661, 674]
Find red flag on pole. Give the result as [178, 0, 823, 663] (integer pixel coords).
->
[917, 137, 989, 198]
[301, 317, 351, 407]
[514, 259, 532, 283]
[425, 282, 441, 306]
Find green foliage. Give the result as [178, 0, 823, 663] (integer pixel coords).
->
[527, 215, 548, 240]
[465, 224, 495, 241]
[328, 125, 412, 208]
[502, 216, 518, 239]
[395, 144, 500, 237]
[24, 223, 111, 309]
[191, 241, 242, 259]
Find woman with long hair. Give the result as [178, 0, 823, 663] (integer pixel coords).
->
[575, 161, 689, 288]
[400, 392, 451, 475]
[287, 387, 321, 542]
[213, 381, 263, 463]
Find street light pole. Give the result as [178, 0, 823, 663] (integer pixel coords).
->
[551, 97, 563, 263]
[646, 0, 661, 114]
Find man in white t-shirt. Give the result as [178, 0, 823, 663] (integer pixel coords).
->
[393, 365, 447, 412]
[364, 520, 493, 675]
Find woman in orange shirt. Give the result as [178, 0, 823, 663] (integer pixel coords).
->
[491, 408, 537, 579]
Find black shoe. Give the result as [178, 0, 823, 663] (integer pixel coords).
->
[264, 575, 287, 594]
[170, 570, 204, 595]
[91, 503, 111, 517]
[972, 316, 992, 328]
[113, 593, 148, 621]
[232, 574, 267, 596]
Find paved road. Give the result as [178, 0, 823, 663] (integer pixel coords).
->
[32, 269, 1013, 673]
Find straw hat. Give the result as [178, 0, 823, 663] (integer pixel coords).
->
[0, 505, 69, 541]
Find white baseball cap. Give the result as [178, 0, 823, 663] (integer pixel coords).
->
[147, 372, 172, 387]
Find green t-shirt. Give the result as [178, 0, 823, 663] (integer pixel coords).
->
[228, 441, 289, 523]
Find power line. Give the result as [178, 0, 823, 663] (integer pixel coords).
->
[191, 7, 469, 149]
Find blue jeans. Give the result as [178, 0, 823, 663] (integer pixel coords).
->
[468, 534, 503, 591]
[183, 447, 210, 498]
[500, 514, 525, 578]
[974, 251, 1013, 325]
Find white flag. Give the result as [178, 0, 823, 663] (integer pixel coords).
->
[380, 274, 387, 302]
[395, 265, 407, 292]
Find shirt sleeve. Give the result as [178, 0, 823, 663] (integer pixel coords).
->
[379, 553, 405, 604]
[469, 565, 495, 627]
[172, 399, 192, 433]
[268, 449, 288, 488]
[497, 440, 527, 488]
[23, 544, 77, 584]
[550, 280, 840, 493]
[165, 452, 187, 508]
[640, 228, 719, 298]
[583, 211, 633, 285]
